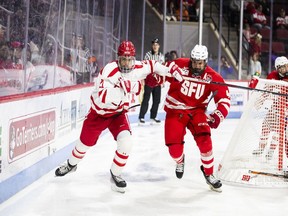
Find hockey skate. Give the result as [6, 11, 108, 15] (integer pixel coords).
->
[175, 155, 185, 179]
[55, 160, 77, 177]
[150, 118, 161, 125]
[138, 118, 145, 126]
[110, 170, 127, 193]
[200, 165, 222, 192]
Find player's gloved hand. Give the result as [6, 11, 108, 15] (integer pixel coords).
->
[145, 73, 163, 88]
[118, 77, 131, 94]
[169, 64, 183, 83]
[207, 110, 223, 129]
[248, 77, 259, 89]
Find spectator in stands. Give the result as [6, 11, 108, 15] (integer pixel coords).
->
[170, 50, 178, 60]
[276, 8, 288, 30]
[229, 0, 240, 27]
[249, 52, 262, 77]
[250, 33, 262, 56]
[166, 0, 177, 21]
[243, 23, 257, 50]
[220, 56, 233, 79]
[255, 0, 270, 16]
[244, 1, 256, 25]
[139, 38, 165, 124]
[183, 0, 198, 22]
[10, 41, 24, 69]
[251, 4, 270, 30]
[70, 34, 91, 84]
[0, 25, 5, 42]
[29, 40, 41, 65]
[0, 42, 12, 69]
[175, 3, 190, 21]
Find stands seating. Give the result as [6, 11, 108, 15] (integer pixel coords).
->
[275, 28, 288, 41]
[261, 41, 270, 54]
[272, 41, 286, 55]
[259, 28, 271, 41]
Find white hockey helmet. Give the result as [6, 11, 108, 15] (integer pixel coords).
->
[275, 56, 288, 70]
[190, 44, 208, 62]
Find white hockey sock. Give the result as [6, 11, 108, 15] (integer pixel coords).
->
[68, 141, 90, 166]
[174, 153, 184, 164]
[111, 130, 132, 176]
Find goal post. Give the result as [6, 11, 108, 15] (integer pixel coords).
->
[217, 78, 288, 187]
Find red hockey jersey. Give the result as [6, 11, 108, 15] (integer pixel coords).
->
[165, 58, 230, 118]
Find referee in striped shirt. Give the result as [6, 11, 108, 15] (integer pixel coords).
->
[139, 38, 165, 124]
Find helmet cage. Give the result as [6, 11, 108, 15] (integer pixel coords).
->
[118, 56, 136, 73]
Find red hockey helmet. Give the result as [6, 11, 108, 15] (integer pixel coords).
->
[117, 41, 136, 57]
[117, 41, 136, 73]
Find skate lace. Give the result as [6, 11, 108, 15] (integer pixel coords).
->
[58, 164, 72, 174]
[176, 163, 184, 172]
[113, 175, 125, 183]
[207, 174, 219, 184]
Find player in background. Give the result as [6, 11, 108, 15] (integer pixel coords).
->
[163, 44, 231, 192]
[54, 41, 183, 193]
[249, 56, 288, 159]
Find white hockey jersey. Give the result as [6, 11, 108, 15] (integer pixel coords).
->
[91, 60, 171, 117]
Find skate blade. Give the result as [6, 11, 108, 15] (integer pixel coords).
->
[111, 184, 126, 193]
[208, 185, 222, 193]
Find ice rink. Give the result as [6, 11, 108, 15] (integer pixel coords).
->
[0, 119, 287, 216]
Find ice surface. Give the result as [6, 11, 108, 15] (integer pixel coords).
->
[0, 119, 287, 216]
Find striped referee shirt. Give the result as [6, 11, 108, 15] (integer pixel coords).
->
[144, 51, 165, 64]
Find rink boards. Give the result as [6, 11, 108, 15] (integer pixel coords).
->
[0, 80, 248, 203]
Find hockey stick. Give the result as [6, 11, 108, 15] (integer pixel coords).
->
[183, 77, 288, 97]
[248, 170, 288, 179]
[129, 104, 140, 109]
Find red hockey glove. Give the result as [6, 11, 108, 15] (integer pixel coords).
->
[207, 110, 223, 129]
[118, 77, 131, 94]
[169, 64, 183, 83]
[145, 73, 163, 87]
[248, 77, 259, 89]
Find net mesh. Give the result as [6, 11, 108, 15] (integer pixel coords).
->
[217, 78, 288, 187]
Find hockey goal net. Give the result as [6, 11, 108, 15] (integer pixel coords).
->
[217, 78, 288, 187]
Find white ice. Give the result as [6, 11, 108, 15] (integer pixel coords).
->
[0, 119, 287, 216]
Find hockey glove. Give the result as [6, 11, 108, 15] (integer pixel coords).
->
[207, 110, 223, 129]
[248, 77, 259, 89]
[118, 77, 131, 94]
[169, 64, 184, 83]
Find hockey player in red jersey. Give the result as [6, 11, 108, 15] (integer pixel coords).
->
[54, 41, 183, 193]
[164, 44, 231, 192]
[250, 56, 288, 159]
[249, 56, 288, 88]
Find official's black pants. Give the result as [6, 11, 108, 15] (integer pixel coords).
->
[139, 85, 161, 119]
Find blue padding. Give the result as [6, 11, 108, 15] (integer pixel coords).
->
[0, 142, 76, 204]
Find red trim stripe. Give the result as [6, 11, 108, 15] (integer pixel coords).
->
[116, 150, 129, 159]
[108, 66, 119, 77]
[75, 147, 86, 155]
[113, 159, 126, 167]
[72, 150, 85, 159]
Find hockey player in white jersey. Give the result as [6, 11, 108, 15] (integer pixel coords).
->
[55, 41, 183, 193]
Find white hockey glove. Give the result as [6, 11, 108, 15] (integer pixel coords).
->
[169, 64, 184, 83]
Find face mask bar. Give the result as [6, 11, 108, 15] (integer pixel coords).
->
[118, 56, 136, 73]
